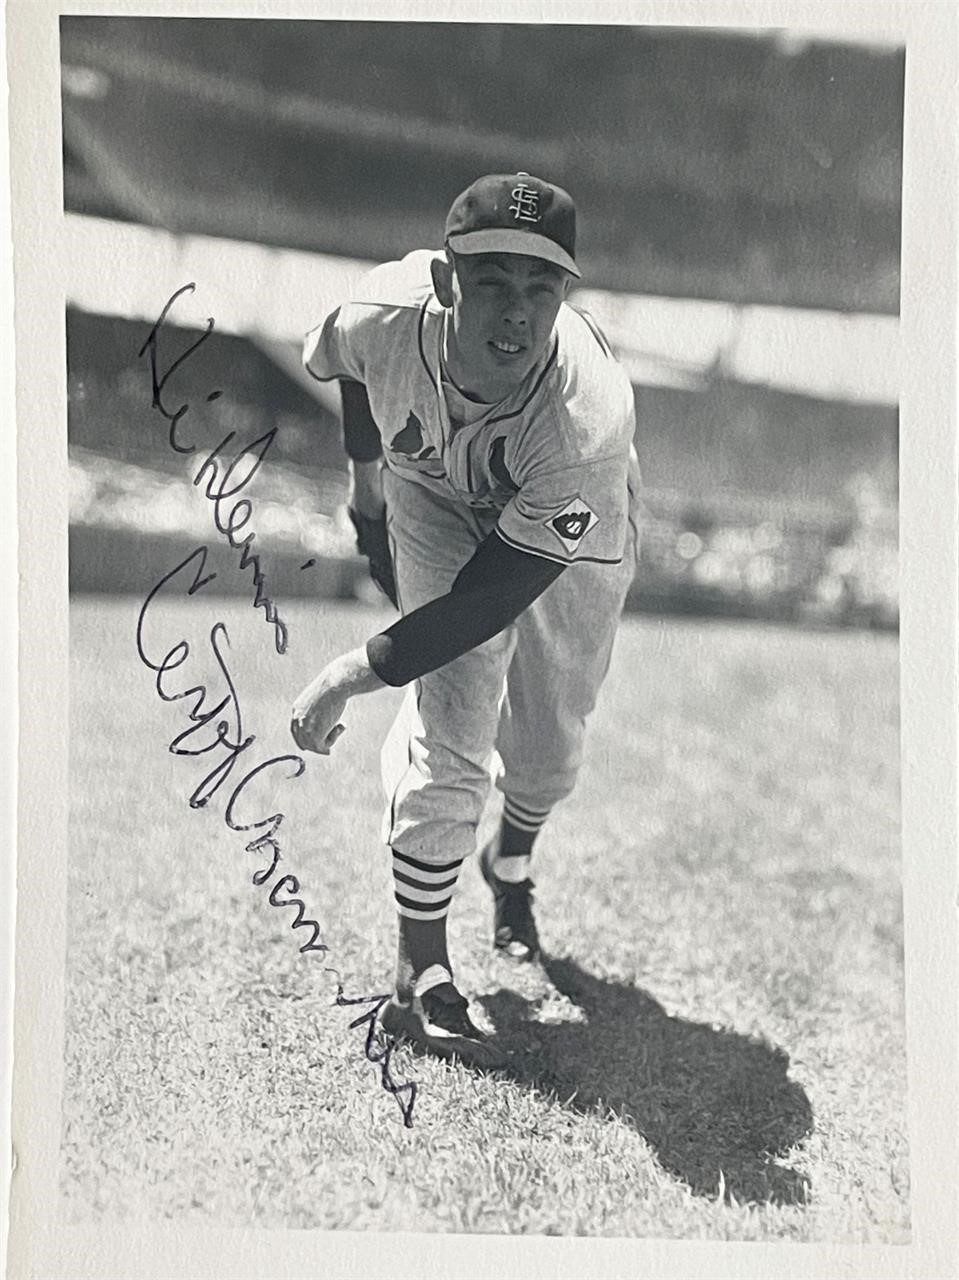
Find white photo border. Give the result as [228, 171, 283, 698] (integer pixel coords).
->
[5, 2, 957, 1277]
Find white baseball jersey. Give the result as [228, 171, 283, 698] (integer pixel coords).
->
[304, 250, 641, 566]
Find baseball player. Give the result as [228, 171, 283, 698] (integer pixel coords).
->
[292, 172, 641, 1068]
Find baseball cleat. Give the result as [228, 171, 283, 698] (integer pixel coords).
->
[380, 981, 507, 1069]
[479, 842, 541, 961]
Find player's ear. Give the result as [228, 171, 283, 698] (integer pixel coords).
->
[431, 252, 454, 308]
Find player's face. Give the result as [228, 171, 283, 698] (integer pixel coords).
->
[440, 252, 571, 401]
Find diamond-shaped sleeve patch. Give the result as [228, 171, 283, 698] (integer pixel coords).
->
[546, 497, 600, 553]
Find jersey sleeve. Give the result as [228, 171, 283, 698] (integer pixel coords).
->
[303, 303, 367, 384]
[496, 453, 630, 565]
[366, 533, 565, 687]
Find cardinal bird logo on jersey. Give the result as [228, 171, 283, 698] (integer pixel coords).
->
[547, 498, 599, 553]
[390, 411, 425, 455]
[488, 436, 516, 492]
[390, 411, 437, 462]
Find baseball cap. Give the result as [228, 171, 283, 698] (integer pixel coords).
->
[445, 172, 580, 278]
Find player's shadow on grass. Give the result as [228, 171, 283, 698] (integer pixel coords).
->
[480, 956, 813, 1208]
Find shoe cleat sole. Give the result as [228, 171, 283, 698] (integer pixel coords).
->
[380, 996, 507, 1070]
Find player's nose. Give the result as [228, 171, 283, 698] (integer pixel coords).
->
[500, 293, 530, 327]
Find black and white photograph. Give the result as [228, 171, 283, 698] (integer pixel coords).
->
[5, 3, 957, 1277]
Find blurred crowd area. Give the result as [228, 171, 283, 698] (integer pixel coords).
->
[67, 312, 899, 630]
[635, 481, 897, 629]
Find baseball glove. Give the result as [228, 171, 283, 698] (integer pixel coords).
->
[348, 506, 398, 608]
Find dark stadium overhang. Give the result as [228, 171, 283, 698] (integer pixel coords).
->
[60, 17, 903, 314]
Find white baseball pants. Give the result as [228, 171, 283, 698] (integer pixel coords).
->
[380, 469, 638, 866]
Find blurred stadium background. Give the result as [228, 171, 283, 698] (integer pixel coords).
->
[61, 18, 902, 628]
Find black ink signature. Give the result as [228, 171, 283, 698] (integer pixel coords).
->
[136, 289, 418, 1126]
[136, 545, 255, 807]
[333, 988, 417, 1129]
[138, 284, 289, 655]
[135, 546, 417, 1125]
[135, 545, 316, 941]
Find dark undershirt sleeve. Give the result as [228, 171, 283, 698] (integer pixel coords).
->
[366, 531, 566, 687]
[340, 380, 382, 463]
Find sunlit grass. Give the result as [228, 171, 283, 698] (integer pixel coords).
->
[62, 598, 907, 1240]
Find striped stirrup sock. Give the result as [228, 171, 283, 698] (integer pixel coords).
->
[496, 796, 552, 883]
[502, 796, 552, 838]
[392, 849, 463, 921]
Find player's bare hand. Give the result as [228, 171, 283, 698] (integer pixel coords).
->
[291, 672, 349, 755]
[290, 648, 386, 756]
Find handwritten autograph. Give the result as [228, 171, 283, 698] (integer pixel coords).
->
[134, 287, 418, 1128]
[138, 283, 288, 655]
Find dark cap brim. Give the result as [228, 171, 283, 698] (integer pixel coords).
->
[447, 229, 580, 278]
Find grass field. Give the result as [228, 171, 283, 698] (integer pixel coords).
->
[62, 594, 907, 1242]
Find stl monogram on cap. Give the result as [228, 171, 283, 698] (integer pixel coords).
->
[508, 173, 541, 224]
